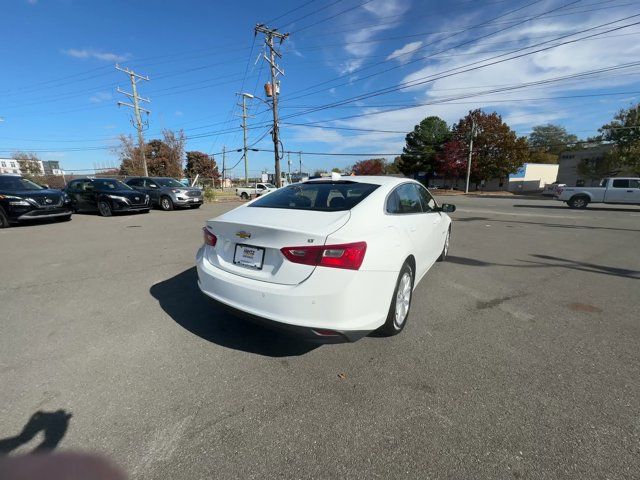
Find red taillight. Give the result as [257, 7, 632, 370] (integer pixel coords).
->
[280, 242, 367, 270]
[203, 227, 217, 247]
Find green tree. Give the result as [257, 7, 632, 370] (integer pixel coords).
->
[452, 109, 529, 185]
[529, 124, 578, 155]
[529, 150, 560, 164]
[12, 152, 43, 177]
[399, 116, 450, 178]
[185, 151, 219, 180]
[331, 167, 342, 173]
[385, 156, 403, 175]
[598, 103, 640, 175]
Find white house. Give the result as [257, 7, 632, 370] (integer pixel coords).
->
[0, 158, 22, 175]
[0, 158, 49, 176]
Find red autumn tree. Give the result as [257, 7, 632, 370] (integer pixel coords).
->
[435, 140, 467, 186]
[351, 158, 385, 175]
[452, 109, 529, 185]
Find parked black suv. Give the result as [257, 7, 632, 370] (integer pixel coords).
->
[0, 174, 73, 228]
[125, 177, 203, 210]
[65, 178, 150, 216]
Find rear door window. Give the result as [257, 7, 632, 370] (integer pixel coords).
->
[612, 179, 629, 188]
[393, 184, 423, 214]
[249, 181, 378, 211]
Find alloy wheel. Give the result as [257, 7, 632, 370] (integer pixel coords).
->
[394, 272, 412, 328]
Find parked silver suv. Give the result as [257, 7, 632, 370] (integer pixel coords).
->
[125, 177, 203, 210]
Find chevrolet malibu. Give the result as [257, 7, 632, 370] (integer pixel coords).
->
[196, 176, 455, 342]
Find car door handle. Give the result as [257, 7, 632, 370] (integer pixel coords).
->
[627, 190, 633, 193]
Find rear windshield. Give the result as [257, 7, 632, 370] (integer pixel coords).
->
[249, 181, 379, 211]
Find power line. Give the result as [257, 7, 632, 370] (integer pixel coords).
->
[277, 15, 640, 121]
[266, 0, 317, 25]
[282, 0, 554, 100]
[278, 0, 343, 29]
[290, 0, 375, 34]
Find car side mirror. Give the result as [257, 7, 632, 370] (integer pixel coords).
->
[41, 184, 49, 189]
[440, 203, 456, 213]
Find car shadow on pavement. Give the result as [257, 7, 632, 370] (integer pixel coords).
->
[447, 254, 640, 279]
[150, 267, 318, 357]
[513, 204, 640, 213]
[0, 410, 72, 455]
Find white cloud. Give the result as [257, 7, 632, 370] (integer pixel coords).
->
[363, 0, 410, 18]
[386, 41, 424, 63]
[326, 5, 640, 142]
[89, 91, 112, 103]
[63, 48, 131, 62]
[174, 111, 184, 117]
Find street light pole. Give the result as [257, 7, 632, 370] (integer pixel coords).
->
[236, 92, 254, 186]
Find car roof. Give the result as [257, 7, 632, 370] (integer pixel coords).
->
[304, 175, 413, 187]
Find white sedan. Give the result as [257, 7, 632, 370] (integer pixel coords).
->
[196, 175, 455, 342]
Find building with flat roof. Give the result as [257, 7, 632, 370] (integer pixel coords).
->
[0, 158, 21, 175]
[557, 145, 614, 186]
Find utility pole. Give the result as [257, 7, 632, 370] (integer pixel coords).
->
[116, 64, 150, 177]
[222, 146, 226, 190]
[255, 24, 289, 188]
[465, 116, 476, 194]
[287, 151, 291, 184]
[298, 151, 302, 177]
[236, 93, 254, 186]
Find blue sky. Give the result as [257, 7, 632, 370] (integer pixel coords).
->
[1, 0, 639, 176]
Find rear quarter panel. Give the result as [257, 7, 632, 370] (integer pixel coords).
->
[324, 185, 410, 273]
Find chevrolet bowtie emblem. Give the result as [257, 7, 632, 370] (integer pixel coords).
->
[45, 198, 53, 204]
[236, 231, 251, 239]
[135, 197, 140, 201]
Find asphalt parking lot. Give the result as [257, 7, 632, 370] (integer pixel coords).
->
[1, 196, 639, 479]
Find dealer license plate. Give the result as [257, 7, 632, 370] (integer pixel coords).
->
[233, 244, 265, 270]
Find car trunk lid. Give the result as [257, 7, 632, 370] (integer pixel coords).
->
[205, 206, 350, 285]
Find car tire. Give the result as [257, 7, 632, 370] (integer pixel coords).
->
[191, 204, 201, 209]
[437, 227, 451, 262]
[568, 195, 589, 209]
[98, 200, 112, 217]
[379, 262, 414, 337]
[240, 192, 249, 200]
[160, 196, 174, 211]
[0, 207, 10, 228]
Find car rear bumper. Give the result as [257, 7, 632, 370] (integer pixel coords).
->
[196, 246, 396, 341]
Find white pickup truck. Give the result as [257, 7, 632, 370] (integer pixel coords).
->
[556, 177, 640, 208]
[235, 182, 277, 200]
